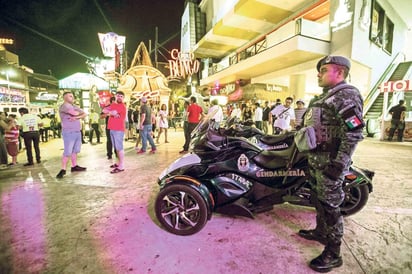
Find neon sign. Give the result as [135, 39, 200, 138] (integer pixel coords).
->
[0, 38, 14, 45]
[168, 49, 200, 79]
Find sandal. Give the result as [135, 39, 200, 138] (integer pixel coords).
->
[110, 163, 119, 168]
[110, 167, 124, 174]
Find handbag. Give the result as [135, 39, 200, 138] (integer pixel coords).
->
[294, 126, 317, 152]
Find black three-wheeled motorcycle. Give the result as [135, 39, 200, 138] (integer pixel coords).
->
[154, 115, 374, 235]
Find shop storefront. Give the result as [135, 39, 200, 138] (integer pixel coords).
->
[380, 79, 412, 141]
[59, 72, 111, 113]
[28, 89, 59, 115]
[0, 86, 27, 115]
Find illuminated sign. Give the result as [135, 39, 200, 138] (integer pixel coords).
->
[35, 92, 59, 101]
[168, 49, 200, 79]
[266, 84, 283, 92]
[380, 80, 412, 92]
[0, 86, 25, 104]
[59, 72, 110, 90]
[98, 32, 126, 58]
[0, 86, 23, 96]
[219, 83, 236, 94]
[0, 38, 14, 45]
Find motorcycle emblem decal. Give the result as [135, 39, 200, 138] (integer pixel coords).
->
[256, 169, 306, 177]
[237, 154, 249, 172]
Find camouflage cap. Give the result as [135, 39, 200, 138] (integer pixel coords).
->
[316, 55, 351, 72]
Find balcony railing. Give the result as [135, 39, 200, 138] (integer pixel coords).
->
[202, 18, 330, 79]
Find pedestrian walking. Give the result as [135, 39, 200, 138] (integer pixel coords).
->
[156, 103, 169, 143]
[126, 105, 134, 141]
[388, 99, 407, 142]
[230, 103, 241, 120]
[50, 113, 61, 138]
[294, 99, 307, 130]
[56, 91, 87, 179]
[133, 104, 142, 149]
[0, 112, 10, 167]
[180, 100, 190, 153]
[41, 113, 51, 142]
[207, 99, 223, 129]
[180, 96, 203, 154]
[137, 97, 156, 154]
[297, 56, 364, 272]
[4, 114, 19, 165]
[262, 101, 270, 134]
[88, 109, 101, 144]
[17, 107, 42, 166]
[101, 96, 116, 159]
[269, 97, 295, 134]
[254, 102, 263, 130]
[102, 91, 127, 173]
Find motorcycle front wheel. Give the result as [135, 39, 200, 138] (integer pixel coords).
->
[340, 184, 369, 216]
[155, 184, 209, 236]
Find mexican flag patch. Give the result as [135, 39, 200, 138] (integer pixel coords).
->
[345, 115, 363, 129]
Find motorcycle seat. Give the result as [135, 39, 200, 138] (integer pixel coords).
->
[260, 132, 294, 145]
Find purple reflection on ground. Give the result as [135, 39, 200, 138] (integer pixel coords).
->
[1, 181, 47, 272]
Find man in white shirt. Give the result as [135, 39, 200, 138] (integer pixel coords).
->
[230, 103, 241, 119]
[269, 97, 295, 134]
[208, 99, 223, 129]
[253, 102, 263, 130]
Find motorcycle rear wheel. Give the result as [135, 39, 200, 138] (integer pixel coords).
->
[155, 184, 209, 235]
[341, 184, 369, 216]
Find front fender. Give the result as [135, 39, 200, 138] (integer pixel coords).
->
[158, 153, 201, 181]
[161, 175, 215, 221]
[345, 166, 374, 193]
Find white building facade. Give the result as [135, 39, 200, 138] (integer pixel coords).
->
[181, 0, 412, 139]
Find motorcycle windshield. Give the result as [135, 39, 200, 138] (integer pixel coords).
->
[191, 108, 218, 139]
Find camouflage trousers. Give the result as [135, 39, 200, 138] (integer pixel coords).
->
[308, 152, 345, 251]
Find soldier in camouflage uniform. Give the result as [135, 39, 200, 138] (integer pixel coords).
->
[298, 56, 364, 272]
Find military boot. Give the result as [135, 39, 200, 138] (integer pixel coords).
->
[309, 246, 342, 273]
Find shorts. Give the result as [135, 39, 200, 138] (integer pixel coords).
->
[6, 142, 18, 156]
[62, 131, 82, 157]
[110, 130, 124, 151]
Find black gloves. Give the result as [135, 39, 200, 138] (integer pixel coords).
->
[323, 162, 344, 180]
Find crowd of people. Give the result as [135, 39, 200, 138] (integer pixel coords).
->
[0, 108, 61, 169]
[0, 55, 408, 272]
[0, 89, 363, 172]
[0, 85, 407, 173]
[0, 91, 308, 170]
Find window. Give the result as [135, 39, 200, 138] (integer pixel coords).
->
[370, 0, 393, 54]
[382, 17, 393, 53]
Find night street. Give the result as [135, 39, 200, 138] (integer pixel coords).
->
[0, 130, 411, 273]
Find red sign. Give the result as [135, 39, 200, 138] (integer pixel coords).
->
[380, 80, 412, 92]
[168, 49, 200, 79]
[97, 90, 113, 108]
